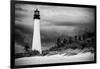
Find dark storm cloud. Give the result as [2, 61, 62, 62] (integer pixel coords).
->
[15, 4, 95, 36]
[15, 7, 27, 11]
[15, 13, 26, 19]
[15, 4, 28, 12]
[15, 12, 27, 22]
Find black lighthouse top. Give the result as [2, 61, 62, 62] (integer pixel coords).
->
[34, 8, 40, 19]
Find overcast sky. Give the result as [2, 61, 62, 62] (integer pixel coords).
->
[15, 4, 95, 36]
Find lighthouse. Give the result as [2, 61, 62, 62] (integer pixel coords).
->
[32, 8, 42, 54]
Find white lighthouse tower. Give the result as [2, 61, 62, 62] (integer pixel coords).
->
[32, 8, 42, 54]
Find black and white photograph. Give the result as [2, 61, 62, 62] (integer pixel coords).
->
[11, 1, 96, 68]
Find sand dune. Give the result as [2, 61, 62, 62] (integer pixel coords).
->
[15, 52, 94, 66]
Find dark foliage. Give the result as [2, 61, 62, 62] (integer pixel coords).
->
[15, 53, 25, 58]
[48, 32, 96, 53]
[15, 29, 96, 58]
[29, 50, 40, 56]
[15, 50, 41, 58]
[42, 50, 49, 56]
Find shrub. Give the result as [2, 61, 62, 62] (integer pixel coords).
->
[42, 50, 49, 56]
[29, 50, 40, 56]
[15, 53, 25, 58]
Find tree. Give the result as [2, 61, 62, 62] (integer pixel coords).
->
[24, 43, 30, 53]
[69, 37, 73, 44]
[62, 39, 67, 46]
[56, 38, 62, 47]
